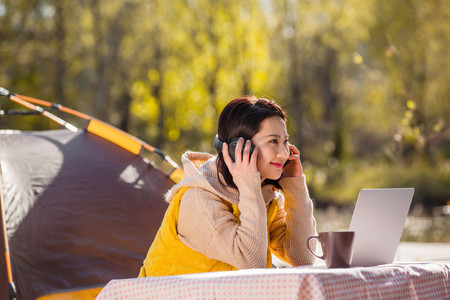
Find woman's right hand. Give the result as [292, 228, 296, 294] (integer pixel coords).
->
[223, 137, 259, 178]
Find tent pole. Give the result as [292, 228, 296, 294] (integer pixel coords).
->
[0, 171, 16, 300]
[1, 87, 183, 183]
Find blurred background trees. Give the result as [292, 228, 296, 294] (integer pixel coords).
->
[1, 0, 449, 210]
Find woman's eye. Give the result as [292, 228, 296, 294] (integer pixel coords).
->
[270, 139, 278, 144]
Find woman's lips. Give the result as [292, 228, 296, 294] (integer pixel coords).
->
[270, 162, 283, 169]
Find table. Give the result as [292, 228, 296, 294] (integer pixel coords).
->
[96, 261, 450, 299]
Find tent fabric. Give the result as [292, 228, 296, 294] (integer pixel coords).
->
[37, 286, 104, 300]
[0, 129, 174, 300]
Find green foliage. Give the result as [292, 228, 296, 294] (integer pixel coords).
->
[1, 0, 449, 208]
[306, 158, 450, 207]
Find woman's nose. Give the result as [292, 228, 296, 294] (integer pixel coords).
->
[278, 144, 290, 158]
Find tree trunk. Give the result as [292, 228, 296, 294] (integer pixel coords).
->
[54, 1, 66, 105]
[91, 0, 109, 121]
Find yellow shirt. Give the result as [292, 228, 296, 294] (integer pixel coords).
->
[138, 187, 279, 277]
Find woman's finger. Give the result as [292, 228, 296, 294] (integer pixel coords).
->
[288, 144, 300, 156]
[222, 142, 234, 166]
[234, 137, 245, 162]
[242, 140, 252, 163]
[250, 146, 258, 165]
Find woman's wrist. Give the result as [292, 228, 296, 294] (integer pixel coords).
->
[234, 171, 261, 190]
[279, 175, 310, 208]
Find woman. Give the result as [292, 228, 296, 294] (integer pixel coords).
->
[138, 96, 316, 277]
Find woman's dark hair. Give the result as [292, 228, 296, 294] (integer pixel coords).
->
[216, 96, 287, 189]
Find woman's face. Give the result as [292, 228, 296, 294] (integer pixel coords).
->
[251, 116, 290, 181]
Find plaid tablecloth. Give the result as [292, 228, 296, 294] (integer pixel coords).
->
[96, 261, 450, 299]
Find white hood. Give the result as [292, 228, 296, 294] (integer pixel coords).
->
[165, 151, 276, 205]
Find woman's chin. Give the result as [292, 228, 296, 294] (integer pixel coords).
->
[262, 172, 283, 181]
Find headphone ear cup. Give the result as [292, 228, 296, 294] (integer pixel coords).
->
[227, 138, 240, 162]
[215, 136, 256, 163]
[213, 135, 224, 152]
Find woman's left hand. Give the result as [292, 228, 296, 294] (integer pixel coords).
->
[281, 144, 304, 178]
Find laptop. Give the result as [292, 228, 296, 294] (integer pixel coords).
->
[349, 188, 414, 267]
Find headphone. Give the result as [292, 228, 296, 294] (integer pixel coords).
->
[214, 134, 291, 166]
[213, 135, 255, 162]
